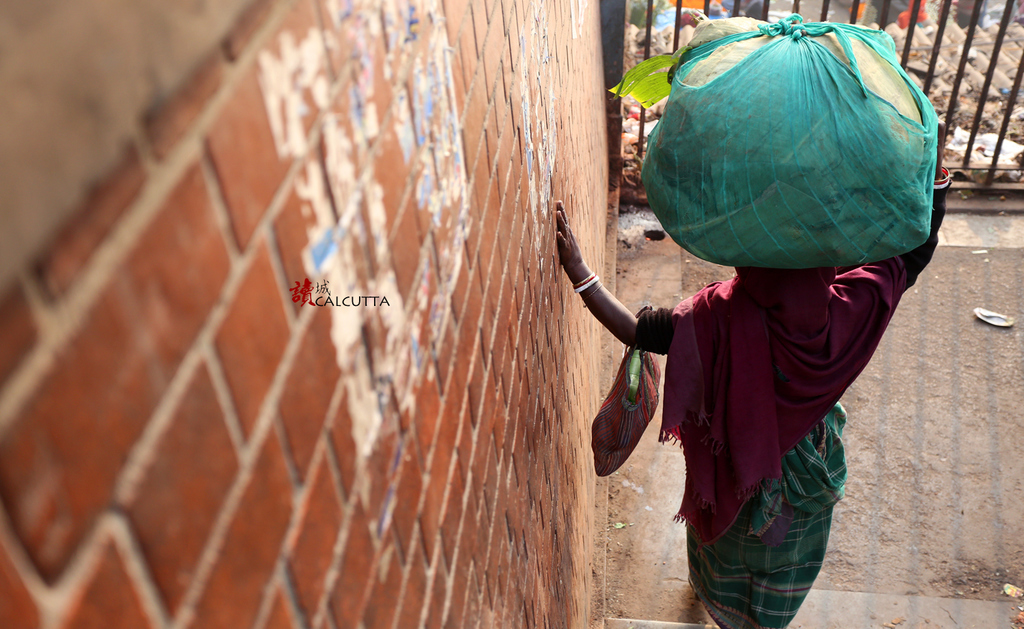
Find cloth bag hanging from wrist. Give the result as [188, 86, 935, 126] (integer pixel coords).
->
[591, 305, 662, 476]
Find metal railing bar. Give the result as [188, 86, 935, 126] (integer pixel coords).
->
[964, 0, 1016, 169]
[901, 0, 925, 67]
[638, 0, 655, 158]
[943, 0, 986, 143]
[732, 0, 741, 19]
[793, 0, 801, 15]
[879, 0, 893, 32]
[923, 0, 955, 95]
[704, 0, 711, 18]
[762, 0, 771, 23]
[850, 0, 860, 24]
[820, 0, 830, 23]
[909, 37, 1024, 53]
[953, 163, 1024, 170]
[673, 0, 684, 51]
[986, 56, 1024, 185]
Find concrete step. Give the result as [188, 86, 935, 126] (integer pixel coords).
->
[608, 589, 1020, 629]
[791, 589, 1018, 629]
[606, 620, 715, 629]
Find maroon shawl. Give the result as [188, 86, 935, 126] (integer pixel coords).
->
[661, 261, 907, 544]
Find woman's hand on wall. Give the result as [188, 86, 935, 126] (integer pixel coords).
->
[556, 201, 591, 284]
[554, 200, 638, 347]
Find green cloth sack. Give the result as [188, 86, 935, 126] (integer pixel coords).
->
[640, 15, 937, 268]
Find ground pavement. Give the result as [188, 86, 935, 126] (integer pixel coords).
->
[590, 207, 1024, 629]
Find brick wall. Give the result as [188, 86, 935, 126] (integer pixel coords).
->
[0, 0, 608, 628]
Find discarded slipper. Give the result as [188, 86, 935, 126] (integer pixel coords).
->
[974, 307, 1015, 328]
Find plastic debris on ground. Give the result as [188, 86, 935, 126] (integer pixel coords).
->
[946, 126, 1024, 165]
[974, 308, 1015, 327]
[1006, 583, 1024, 597]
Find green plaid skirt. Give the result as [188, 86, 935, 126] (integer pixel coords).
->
[688, 404, 848, 629]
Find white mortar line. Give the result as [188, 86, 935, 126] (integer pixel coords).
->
[248, 570, 285, 629]
[273, 414, 304, 491]
[263, 225, 298, 330]
[200, 154, 243, 265]
[203, 342, 248, 459]
[111, 347, 206, 506]
[108, 511, 172, 629]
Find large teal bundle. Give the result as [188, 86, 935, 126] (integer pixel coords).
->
[627, 15, 937, 268]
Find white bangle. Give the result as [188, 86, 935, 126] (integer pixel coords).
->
[574, 274, 600, 294]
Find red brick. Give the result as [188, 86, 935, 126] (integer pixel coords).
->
[449, 39, 469, 116]
[482, 21, 505, 100]
[145, 51, 224, 159]
[442, 0, 471, 43]
[361, 537, 402, 629]
[262, 588, 296, 629]
[279, 309, 341, 478]
[391, 449, 423, 561]
[206, 68, 290, 249]
[395, 536, 428, 629]
[457, 20, 479, 107]
[63, 542, 151, 629]
[189, 433, 292, 629]
[470, 1, 488, 57]
[0, 164, 228, 581]
[447, 250, 472, 327]
[462, 78, 488, 181]
[419, 396, 460, 559]
[127, 364, 238, 614]
[289, 460, 342, 619]
[425, 559, 449, 629]
[432, 316, 457, 394]
[443, 550, 471, 629]
[329, 502, 374, 628]
[215, 243, 290, 436]
[364, 29, 394, 124]
[273, 165, 325, 297]
[0, 283, 36, 387]
[482, 440, 500, 522]
[461, 566, 482, 628]
[466, 358, 485, 428]
[0, 544, 38, 628]
[439, 458, 465, 569]
[443, 321, 474, 420]
[35, 145, 146, 296]
[329, 389, 358, 500]
[374, 120, 413, 231]
[388, 199, 424, 305]
[361, 427, 401, 535]
[412, 364, 442, 464]
[223, 0, 275, 60]
[484, 103, 502, 174]
[494, 111, 515, 197]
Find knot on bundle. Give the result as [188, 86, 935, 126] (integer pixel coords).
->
[758, 15, 812, 40]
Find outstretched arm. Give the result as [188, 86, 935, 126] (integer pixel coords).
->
[555, 201, 638, 346]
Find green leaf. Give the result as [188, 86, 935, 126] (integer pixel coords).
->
[613, 522, 627, 529]
[627, 73, 674, 109]
[610, 48, 694, 108]
[609, 54, 676, 98]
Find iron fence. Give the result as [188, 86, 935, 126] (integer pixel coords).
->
[632, 0, 1024, 189]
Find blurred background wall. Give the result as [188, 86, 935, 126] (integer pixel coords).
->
[0, 0, 609, 627]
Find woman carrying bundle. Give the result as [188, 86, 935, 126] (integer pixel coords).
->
[554, 126, 949, 629]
